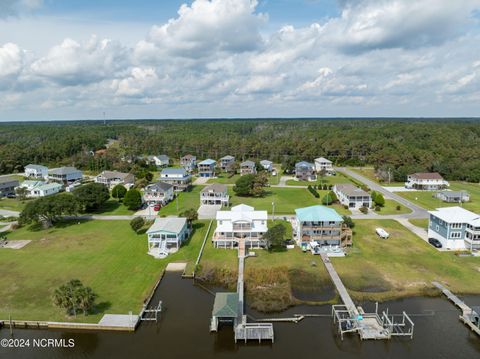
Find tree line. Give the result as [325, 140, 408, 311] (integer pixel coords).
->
[1, 119, 479, 182]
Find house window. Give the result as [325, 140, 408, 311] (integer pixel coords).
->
[450, 232, 462, 239]
[451, 223, 462, 229]
[436, 225, 439, 231]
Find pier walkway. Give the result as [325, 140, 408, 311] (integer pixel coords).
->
[432, 281, 480, 336]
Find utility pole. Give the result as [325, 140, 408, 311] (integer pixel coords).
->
[176, 194, 179, 214]
[272, 201, 275, 221]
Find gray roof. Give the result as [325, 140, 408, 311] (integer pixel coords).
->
[295, 161, 314, 169]
[181, 154, 196, 160]
[437, 191, 469, 198]
[201, 183, 227, 193]
[48, 167, 81, 175]
[0, 175, 18, 184]
[147, 217, 187, 234]
[98, 170, 133, 180]
[146, 181, 173, 192]
[25, 164, 48, 170]
[161, 168, 188, 176]
[260, 160, 272, 166]
[221, 155, 235, 160]
[315, 157, 332, 163]
[335, 183, 370, 197]
[241, 160, 255, 167]
[156, 155, 170, 161]
[212, 293, 239, 318]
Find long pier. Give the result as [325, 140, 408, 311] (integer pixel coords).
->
[320, 253, 414, 340]
[432, 281, 480, 336]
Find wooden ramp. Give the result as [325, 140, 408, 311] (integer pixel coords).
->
[432, 281, 480, 336]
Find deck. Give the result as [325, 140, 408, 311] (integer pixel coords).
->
[432, 281, 480, 336]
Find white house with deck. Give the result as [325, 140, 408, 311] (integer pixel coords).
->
[24, 164, 48, 179]
[405, 172, 449, 190]
[146, 217, 190, 258]
[240, 160, 256, 176]
[160, 168, 192, 191]
[333, 184, 372, 209]
[147, 155, 170, 168]
[180, 154, 197, 172]
[48, 167, 83, 185]
[143, 181, 174, 205]
[200, 183, 229, 206]
[213, 204, 268, 249]
[29, 183, 63, 198]
[314, 157, 335, 174]
[260, 160, 273, 173]
[95, 170, 135, 189]
[428, 207, 480, 250]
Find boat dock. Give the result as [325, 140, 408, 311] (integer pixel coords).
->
[432, 281, 480, 336]
[210, 239, 274, 343]
[321, 253, 414, 340]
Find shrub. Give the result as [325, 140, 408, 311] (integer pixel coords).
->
[307, 185, 320, 198]
[396, 205, 402, 211]
[322, 190, 337, 205]
[374, 193, 385, 207]
[130, 217, 145, 232]
[342, 215, 355, 229]
[359, 206, 368, 214]
[375, 205, 381, 211]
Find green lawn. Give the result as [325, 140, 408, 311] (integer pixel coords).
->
[348, 167, 404, 187]
[397, 182, 480, 213]
[373, 199, 411, 215]
[0, 198, 29, 212]
[286, 173, 355, 187]
[160, 185, 204, 215]
[92, 199, 135, 215]
[207, 173, 241, 184]
[333, 220, 480, 299]
[409, 219, 429, 229]
[0, 219, 210, 322]
[229, 187, 351, 215]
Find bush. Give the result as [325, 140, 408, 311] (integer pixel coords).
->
[374, 193, 385, 207]
[322, 190, 337, 205]
[124, 189, 143, 210]
[307, 185, 320, 198]
[396, 205, 402, 211]
[375, 205, 381, 212]
[342, 215, 355, 229]
[130, 217, 145, 232]
[359, 206, 368, 214]
[112, 184, 127, 200]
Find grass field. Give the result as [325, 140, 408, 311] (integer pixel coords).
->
[160, 185, 204, 215]
[0, 198, 29, 212]
[286, 173, 354, 187]
[0, 219, 210, 322]
[409, 219, 429, 229]
[207, 172, 280, 185]
[92, 200, 135, 215]
[348, 167, 404, 187]
[374, 199, 411, 215]
[229, 187, 351, 215]
[397, 182, 480, 213]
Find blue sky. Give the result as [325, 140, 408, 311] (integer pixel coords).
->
[1, 0, 480, 120]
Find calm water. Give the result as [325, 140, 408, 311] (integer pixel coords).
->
[1, 272, 480, 359]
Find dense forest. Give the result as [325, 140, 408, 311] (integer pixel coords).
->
[0, 119, 479, 182]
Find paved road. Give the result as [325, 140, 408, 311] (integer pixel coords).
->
[0, 209, 20, 218]
[335, 167, 429, 219]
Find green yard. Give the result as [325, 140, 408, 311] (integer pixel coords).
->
[348, 167, 404, 187]
[0, 219, 210, 322]
[373, 199, 411, 215]
[397, 182, 480, 213]
[160, 185, 204, 215]
[409, 218, 429, 229]
[0, 198, 29, 212]
[229, 187, 351, 215]
[92, 199, 136, 215]
[286, 173, 354, 187]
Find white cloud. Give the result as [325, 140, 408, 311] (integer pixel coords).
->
[112, 67, 158, 97]
[0, 42, 23, 77]
[31, 36, 130, 86]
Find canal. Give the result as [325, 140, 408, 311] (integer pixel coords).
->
[1, 272, 480, 359]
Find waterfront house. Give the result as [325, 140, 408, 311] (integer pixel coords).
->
[314, 157, 335, 174]
[17, 180, 44, 192]
[198, 159, 216, 178]
[240, 160, 257, 176]
[428, 207, 480, 250]
[24, 164, 48, 179]
[160, 168, 192, 191]
[295, 161, 316, 181]
[29, 182, 63, 198]
[48, 167, 83, 185]
[434, 191, 470, 203]
[405, 172, 449, 190]
[147, 155, 170, 168]
[180, 154, 197, 172]
[260, 160, 273, 173]
[200, 183, 229, 206]
[0, 175, 20, 198]
[213, 204, 268, 249]
[294, 205, 352, 247]
[147, 217, 190, 258]
[143, 181, 174, 205]
[220, 155, 235, 172]
[95, 170, 135, 189]
[333, 184, 372, 209]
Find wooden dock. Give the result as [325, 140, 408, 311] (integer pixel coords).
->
[432, 281, 480, 336]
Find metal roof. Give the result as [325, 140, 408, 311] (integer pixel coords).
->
[295, 205, 343, 222]
[199, 159, 216, 165]
[241, 160, 255, 167]
[145, 181, 173, 192]
[212, 293, 239, 318]
[429, 207, 479, 223]
[334, 183, 370, 197]
[25, 164, 48, 170]
[48, 167, 81, 175]
[220, 155, 235, 160]
[161, 168, 188, 176]
[201, 183, 227, 193]
[0, 175, 19, 184]
[147, 217, 187, 234]
[410, 172, 444, 180]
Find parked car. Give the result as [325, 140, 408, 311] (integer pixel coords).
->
[375, 228, 390, 239]
[153, 204, 161, 211]
[6, 193, 16, 198]
[428, 238, 442, 248]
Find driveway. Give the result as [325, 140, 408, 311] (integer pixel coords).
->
[335, 167, 429, 219]
[0, 209, 20, 218]
[198, 204, 221, 219]
[193, 177, 210, 185]
[383, 186, 416, 192]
